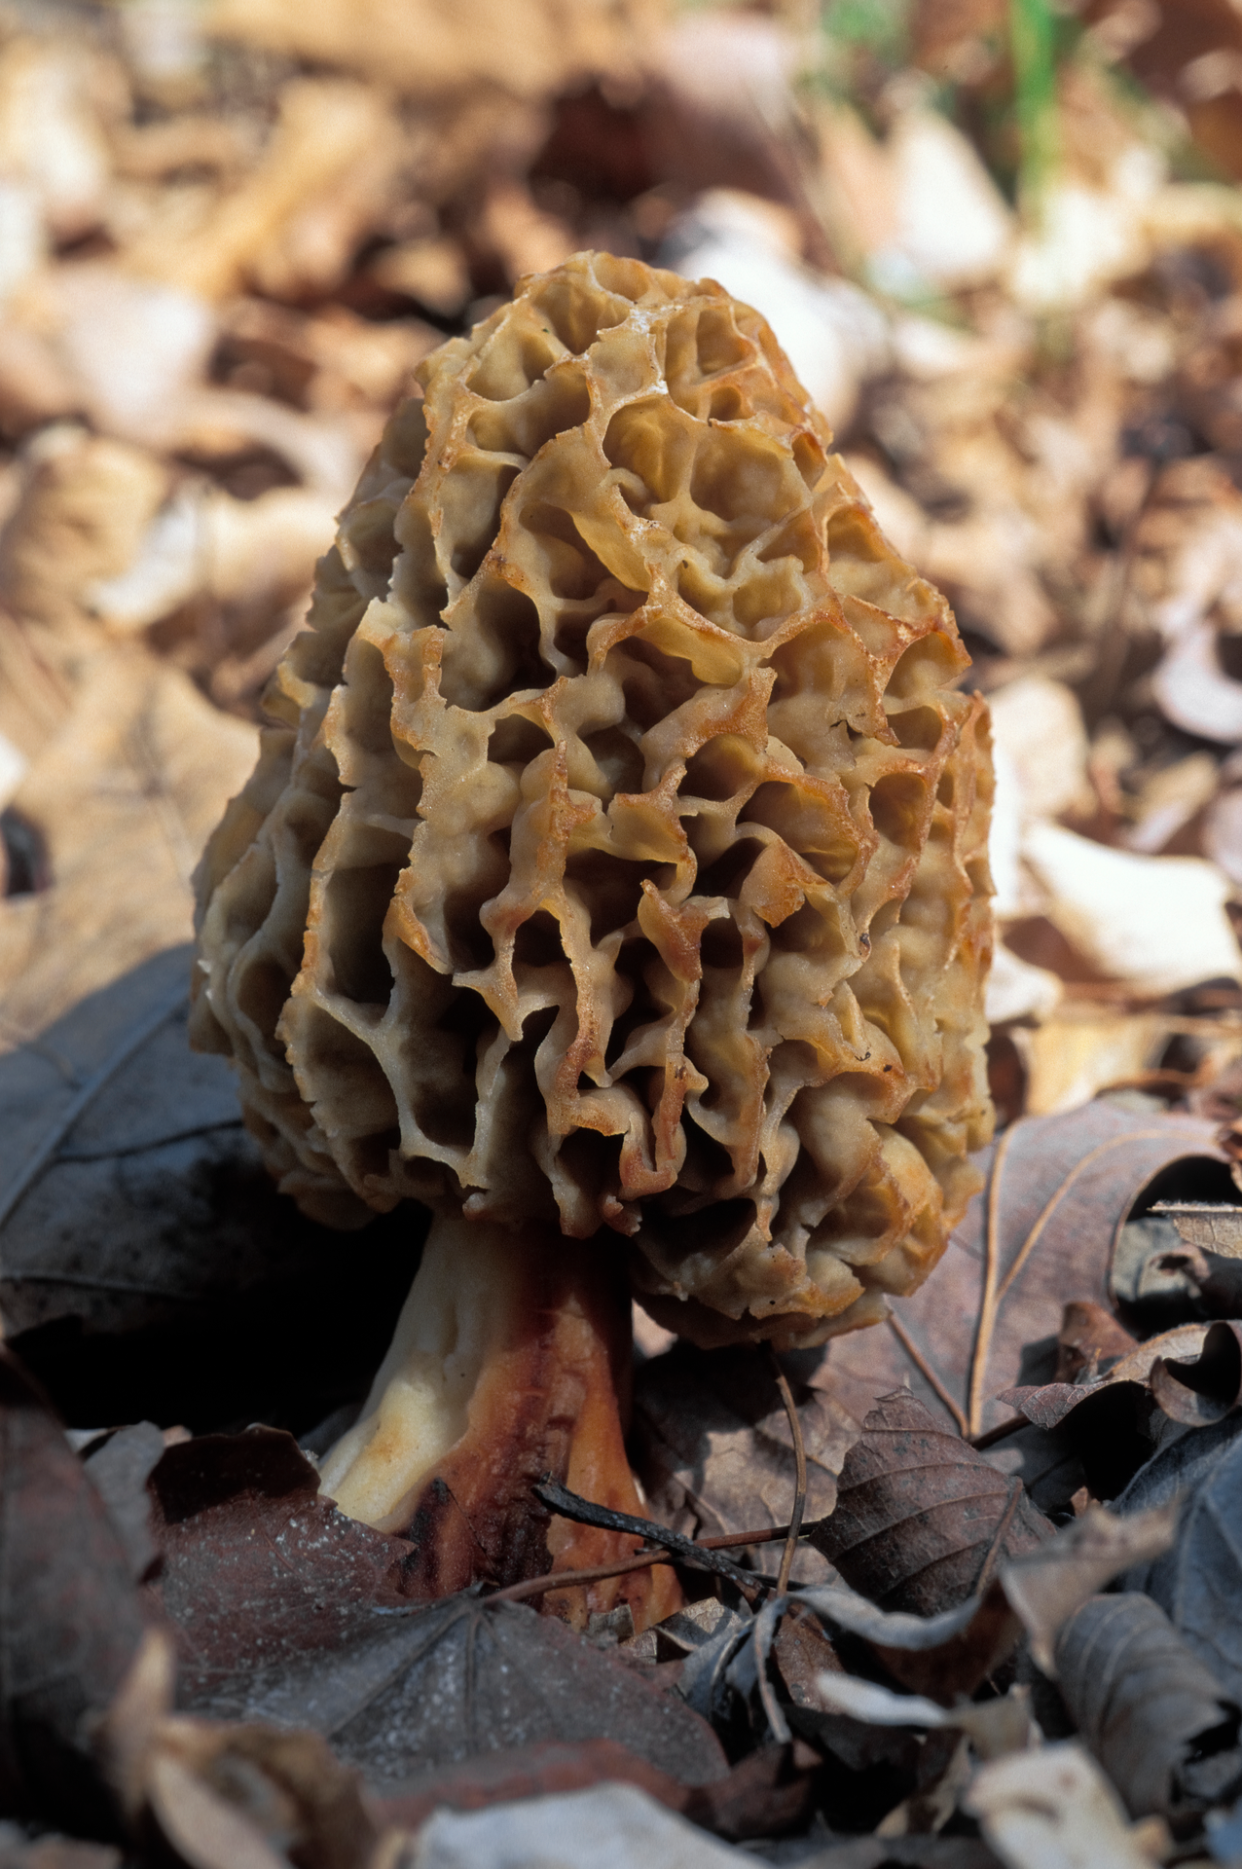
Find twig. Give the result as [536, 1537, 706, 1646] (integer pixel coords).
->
[488, 1549, 671, 1604]
[534, 1477, 764, 1595]
[488, 1516, 801, 1607]
[767, 1345, 807, 1595]
[887, 1314, 970, 1438]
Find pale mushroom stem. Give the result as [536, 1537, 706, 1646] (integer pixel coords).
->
[317, 1208, 682, 1626]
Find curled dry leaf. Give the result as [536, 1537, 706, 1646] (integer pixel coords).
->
[811, 1673, 1034, 1760]
[1055, 1592, 1242, 1818]
[98, 1630, 378, 1869]
[998, 1504, 1176, 1678]
[632, 1344, 858, 1585]
[1001, 1318, 1242, 1435]
[807, 1390, 1053, 1617]
[816, 1103, 1230, 1439]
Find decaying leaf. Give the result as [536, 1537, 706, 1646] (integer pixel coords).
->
[807, 1391, 1053, 1616]
[1055, 1592, 1242, 1817]
[633, 1344, 858, 1584]
[816, 1103, 1231, 1438]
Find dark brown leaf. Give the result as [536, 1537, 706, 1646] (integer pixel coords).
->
[814, 1104, 1230, 1438]
[148, 1427, 417, 1703]
[807, 1391, 1053, 1617]
[680, 1740, 823, 1840]
[322, 1596, 728, 1791]
[0, 1348, 148, 1831]
[1054, 1301, 1137, 1383]
[147, 1429, 726, 1789]
[1055, 1592, 1242, 1816]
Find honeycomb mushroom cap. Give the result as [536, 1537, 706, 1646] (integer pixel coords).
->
[192, 251, 994, 1349]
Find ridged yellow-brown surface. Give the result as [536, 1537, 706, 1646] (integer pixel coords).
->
[192, 251, 994, 1347]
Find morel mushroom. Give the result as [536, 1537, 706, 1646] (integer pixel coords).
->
[191, 252, 994, 1620]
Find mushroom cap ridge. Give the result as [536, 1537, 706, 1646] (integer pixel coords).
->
[191, 250, 995, 1349]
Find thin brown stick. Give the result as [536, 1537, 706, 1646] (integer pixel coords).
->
[489, 1550, 671, 1604]
[487, 1519, 801, 1606]
[887, 1314, 970, 1437]
[768, 1345, 808, 1595]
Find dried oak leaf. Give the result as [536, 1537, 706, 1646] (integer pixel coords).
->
[1055, 1592, 1242, 1818]
[632, 1344, 858, 1584]
[148, 1430, 726, 1789]
[1115, 1411, 1242, 1705]
[814, 1103, 1229, 1438]
[807, 1390, 1052, 1616]
[0, 1348, 147, 1832]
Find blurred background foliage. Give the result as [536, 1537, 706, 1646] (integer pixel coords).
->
[7, 0, 1242, 1130]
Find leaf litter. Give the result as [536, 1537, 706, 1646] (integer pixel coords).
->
[14, 1, 1242, 1865]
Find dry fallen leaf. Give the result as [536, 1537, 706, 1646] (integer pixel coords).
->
[1001, 1318, 1242, 1435]
[816, 1102, 1232, 1439]
[1055, 1592, 1241, 1817]
[145, 1428, 727, 1791]
[807, 1391, 1052, 1617]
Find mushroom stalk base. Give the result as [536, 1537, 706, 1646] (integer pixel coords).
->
[317, 1210, 682, 1628]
